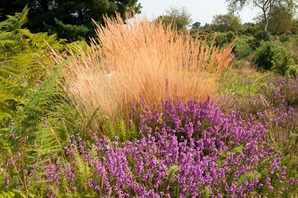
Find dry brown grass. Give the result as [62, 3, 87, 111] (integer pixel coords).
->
[52, 14, 234, 134]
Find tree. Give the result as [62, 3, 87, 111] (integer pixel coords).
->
[242, 22, 256, 35]
[267, 5, 295, 34]
[210, 13, 242, 32]
[0, 0, 142, 42]
[226, 0, 297, 40]
[192, 21, 201, 29]
[155, 7, 192, 31]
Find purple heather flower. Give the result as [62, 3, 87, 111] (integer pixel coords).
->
[270, 157, 281, 174]
[47, 194, 55, 198]
[65, 163, 75, 183]
[5, 174, 9, 186]
[266, 177, 274, 190]
[11, 96, 297, 197]
[94, 185, 100, 191]
[249, 178, 259, 192]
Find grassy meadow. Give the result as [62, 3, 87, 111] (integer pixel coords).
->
[0, 9, 298, 197]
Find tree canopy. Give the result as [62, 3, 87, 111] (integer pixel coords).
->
[155, 7, 192, 31]
[211, 14, 242, 32]
[0, 0, 142, 42]
[267, 5, 295, 34]
[191, 22, 201, 29]
[226, 0, 297, 40]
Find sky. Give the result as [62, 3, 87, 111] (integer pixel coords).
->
[137, 0, 260, 25]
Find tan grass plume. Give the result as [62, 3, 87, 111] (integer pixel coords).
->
[52, 14, 234, 133]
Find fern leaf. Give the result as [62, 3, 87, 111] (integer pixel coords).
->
[0, 6, 28, 32]
[0, 190, 15, 198]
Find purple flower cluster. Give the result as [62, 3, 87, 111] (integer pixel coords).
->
[260, 75, 298, 109]
[256, 76, 298, 157]
[28, 97, 297, 197]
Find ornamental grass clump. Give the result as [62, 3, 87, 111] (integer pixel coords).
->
[13, 97, 297, 197]
[52, 14, 233, 136]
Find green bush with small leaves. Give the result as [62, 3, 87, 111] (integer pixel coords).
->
[253, 41, 297, 76]
[214, 31, 236, 47]
[233, 37, 254, 58]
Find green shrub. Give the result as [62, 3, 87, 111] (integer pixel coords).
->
[279, 34, 291, 42]
[253, 41, 297, 76]
[233, 37, 254, 59]
[253, 41, 276, 70]
[214, 31, 236, 47]
[0, 8, 88, 196]
[254, 30, 268, 41]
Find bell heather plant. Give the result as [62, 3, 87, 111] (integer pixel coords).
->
[11, 97, 296, 197]
[219, 74, 298, 185]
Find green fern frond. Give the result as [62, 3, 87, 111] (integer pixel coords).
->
[0, 7, 29, 56]
[0, 33, 16, 49]
[0, 66, 19, 77]
[0, 7, 90, 196]
[18, 29, 66, 52]
[167, 164, 179, 182]
[0, 137, 11, 152]
[0, 189, 15, 198]
[0, 6, 28, 32]
[0, 66, 66, 196]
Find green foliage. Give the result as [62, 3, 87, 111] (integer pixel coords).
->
[220, 69, 262, 96]
[0, 0, 142, 42]
[241, 22, 256, 36]
[253, 41, 297, 76]
[253, 30, 268, 41]
[53, 18, 90, 41]
[279, 34, 291, 42]
[211, 13, 242, 32]
[0, 7, 65, 125]
[233, 37, 254, 58]
[0, 8, 89, 196]
[108, 118, 139, 142]
[0, 6, 28, 52]
[0, 67, 65, 197]
[226, 0, 297, 40]
[155, 6, 192, 31]
[268, 5, 295, 35]
[218, 67, 271, 116]
[191, 21, 201, 29]
[167, 165, 179, 182]
[214, 31, 237, 47]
